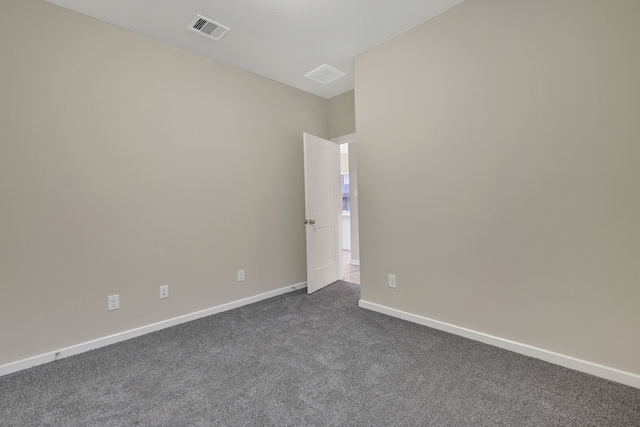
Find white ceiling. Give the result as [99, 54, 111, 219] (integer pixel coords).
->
[46, 0, 465, 99]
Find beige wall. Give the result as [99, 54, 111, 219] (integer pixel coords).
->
[355, 0, 640, 374]
[0, 0, 328, 366]
[328, 90, 356, 139]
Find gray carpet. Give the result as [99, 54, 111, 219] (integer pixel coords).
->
[1, 281, 639, 426]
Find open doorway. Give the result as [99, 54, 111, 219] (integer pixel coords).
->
[333, 134, 360, 284]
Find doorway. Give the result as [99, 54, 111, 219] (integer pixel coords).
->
[332, 134, 360, 284]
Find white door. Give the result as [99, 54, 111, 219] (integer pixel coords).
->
[303, 133, 342, 294]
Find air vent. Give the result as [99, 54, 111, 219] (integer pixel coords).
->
[188, 14, 230, 41]
[304, 64, 346, 84]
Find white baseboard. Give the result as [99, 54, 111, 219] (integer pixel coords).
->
[0, 282, 307, 377]
[350, 259, 360, 266]
[359, 300, 640, 390]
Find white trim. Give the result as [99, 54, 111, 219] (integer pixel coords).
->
[0, 282, 307, 377]
[331, 133, 356, 144]
[358, 300, 640, 390]
[350, 259, 360, 266]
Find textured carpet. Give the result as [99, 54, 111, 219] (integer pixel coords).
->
[1, 281, 639, 426]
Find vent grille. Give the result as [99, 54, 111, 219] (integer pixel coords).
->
[188, 14, 229, 41]
[304, 64, 346, 85]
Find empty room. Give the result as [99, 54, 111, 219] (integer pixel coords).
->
[1, 0, 639, 425]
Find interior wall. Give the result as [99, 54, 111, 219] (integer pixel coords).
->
[0, 0, 328, 366]
[328, 90, 356, 140]
[355, 0, 640, 374]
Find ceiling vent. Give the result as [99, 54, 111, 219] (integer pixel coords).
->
[304, 64, 346, 84]
[188, 14, 230, 41]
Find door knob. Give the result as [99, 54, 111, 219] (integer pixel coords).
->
[309, 219, 316, 224]
[304, 220, 309, 224]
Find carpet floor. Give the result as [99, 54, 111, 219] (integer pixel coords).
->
[1, 281, 639, 426]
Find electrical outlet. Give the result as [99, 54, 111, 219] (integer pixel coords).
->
[388, 274, 397, 288]
[237, 269, 245, 282]
[160, 285, 169, 299]
[108, 294, 119, 311]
